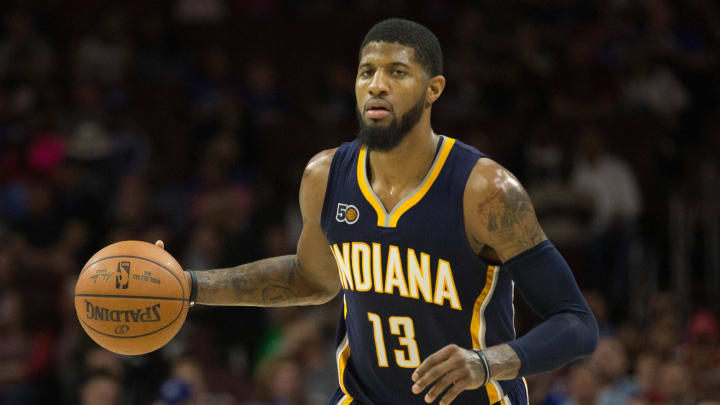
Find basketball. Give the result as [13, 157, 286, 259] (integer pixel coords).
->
[74, 240, 190, 355]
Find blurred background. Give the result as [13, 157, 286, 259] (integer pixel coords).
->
[0, 0, 719, 404]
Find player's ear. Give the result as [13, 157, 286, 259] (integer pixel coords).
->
[425, 75, 446, 106]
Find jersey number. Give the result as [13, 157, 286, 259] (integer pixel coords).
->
[367, 313, 420, 368]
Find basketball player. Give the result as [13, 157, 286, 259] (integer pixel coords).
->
[158, 18, 598, 405]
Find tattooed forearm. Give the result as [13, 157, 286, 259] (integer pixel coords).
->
[194, 255, 331, 306]
[476, 180, 546, 262]
[482, 344, 521, 380]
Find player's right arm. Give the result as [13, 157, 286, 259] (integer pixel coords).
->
[173, 149, 341, 307]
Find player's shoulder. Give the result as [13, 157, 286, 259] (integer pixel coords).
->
[304, 148, 338, 176]
[463, 157, 547, 261]
[463, 157, 530, 213]
[299, 147, 340, 221]
[301, 148, 338, 193]
[302, 139, 364, 184]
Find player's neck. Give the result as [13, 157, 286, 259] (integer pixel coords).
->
[367, 123, 440, 189]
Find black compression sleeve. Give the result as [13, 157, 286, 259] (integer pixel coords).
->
[504, 240, 599, 376]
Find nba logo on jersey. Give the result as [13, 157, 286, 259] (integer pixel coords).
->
[336, 203, 359, 224]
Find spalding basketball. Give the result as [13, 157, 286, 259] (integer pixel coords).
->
[75, 240, 189, 355]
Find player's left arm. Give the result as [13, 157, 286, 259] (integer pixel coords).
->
[412, 158, 599, 404]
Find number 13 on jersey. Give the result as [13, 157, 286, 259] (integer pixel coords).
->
[367, 312, 420, 368]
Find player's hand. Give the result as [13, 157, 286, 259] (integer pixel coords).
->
[154, 240, 192, 294]
[411, 344, 487, 405]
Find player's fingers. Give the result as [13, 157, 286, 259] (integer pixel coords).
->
[424, 368, 466, 403]
[439, 378, 470, 405]
[155, 240, 165, 250]
[412, 356, 457, 394]
[412, 344, 456, 382]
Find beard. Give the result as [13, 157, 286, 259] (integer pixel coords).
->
[356, 94, 425, 151]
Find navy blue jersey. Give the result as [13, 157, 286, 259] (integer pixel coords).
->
[321, 136, 528, 405]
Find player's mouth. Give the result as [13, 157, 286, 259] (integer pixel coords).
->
[365, 98, 393, 120]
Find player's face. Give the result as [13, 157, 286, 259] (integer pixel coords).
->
[355, 41, 429, 151]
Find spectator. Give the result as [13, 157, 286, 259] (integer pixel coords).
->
[590, 337, 639, 405]
[633, 352, 662, 402]
[0, 9, 55, 82]
[71, 9, 133, 85]
[562, 364, 600, 405]
[681, 311, 720, 399]
[246, 355, 309, 405]
[79, 372, 123, 405]
[83, 348, 125, 380]
[620, 50, 689, 122]
[657, 362, 695, 405]
[571, 127, 642, 315]
[0, 290, 54, 404]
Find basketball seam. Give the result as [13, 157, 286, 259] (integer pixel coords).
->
[79, 255, 186, 299]
[75, 294, 188, 301]
[77, 300, 187, 339]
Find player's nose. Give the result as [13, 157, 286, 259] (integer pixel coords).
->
[367, 71, 389, 96]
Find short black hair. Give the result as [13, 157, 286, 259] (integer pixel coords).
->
[360, 18, 443, 77]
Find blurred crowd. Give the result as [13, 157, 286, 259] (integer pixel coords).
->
[0, 0, 719, 404]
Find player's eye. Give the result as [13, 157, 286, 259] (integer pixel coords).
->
[393, 70, 407, 77]
[360, 69, 374, 78]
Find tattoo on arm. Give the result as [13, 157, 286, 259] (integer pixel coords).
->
[483, 344, 521, 380]
[476, 185, 546, 261]
[195, 255, 328, 306]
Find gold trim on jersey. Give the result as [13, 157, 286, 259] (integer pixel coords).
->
[356, 136, 456, 228]
[469, 265, 503, 403]
[336, 296, 354, 403]
[336, 333, 352, 399]
[470, 265, 500, 349]
[487, 380, 504, 403]
[491, 377, 528, 404]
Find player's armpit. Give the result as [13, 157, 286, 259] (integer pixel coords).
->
[190, 149, 341, 307]
[463, 159, 547, 262]
[295, 148, 343, 301]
